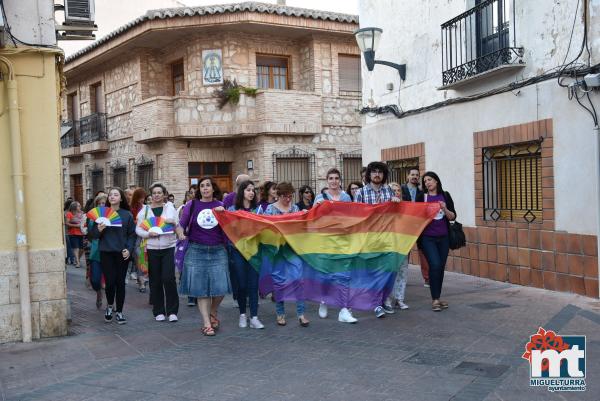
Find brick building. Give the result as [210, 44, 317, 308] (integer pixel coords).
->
[61, 2, 363, 205]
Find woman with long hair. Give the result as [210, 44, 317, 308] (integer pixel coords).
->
[177, 177, 230, 336]
[130, 187, 148, 291]
[262, 182, 309, 327]
[228, 180, 264, 329]
[88, 188, 136, 324]
[257, 181, 277, 214]
[295, 185, 315, 211]
[86, 193, 108, 309]
[416, 172, 456, 312]
[136, 183, 179, 322]
[346, 181, 363, 202]
[66, 201, 85, 268]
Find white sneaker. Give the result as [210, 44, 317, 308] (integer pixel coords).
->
[155, 314, 166, 322]
[338, 308, 357, 323]
[130, 272, 138, 280]
[318, 302, 328, 319]
[398, 301, 409, 310]
[249, 316, 264, 329]
[168, 314, 178, 322]
[239, 313, 248, 328]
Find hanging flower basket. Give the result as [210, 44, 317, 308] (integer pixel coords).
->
[213, 79, 258, 109]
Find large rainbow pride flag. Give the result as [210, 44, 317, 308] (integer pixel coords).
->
[215, 201, 440, 311]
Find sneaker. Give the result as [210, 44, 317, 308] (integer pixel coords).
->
[130, 272, 138, 280]
[383, 303, 395, 314]
[115, 312, 127, 324]
[398, 301, 409, 310]
[239, 313, 248, 328]
[318, 302, 328, 319]
[249, 316, 264, 329]
[374, 306, 386, 318]
[187, 297, 196, 306]
[104, 306, 113, 323]
[168, 314, 178, 322]
[424, 281, 430, 288]
[155, 314, 166, 322]
[338, 308, 357, 323]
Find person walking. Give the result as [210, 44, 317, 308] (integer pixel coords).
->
[295, 185, 315, 211]
[130, 188, 148, 292]
[177, 177, 230, 336]
[388, 182, 410, 310]
[415, 171, 456, 312]
[86, 193, 108, 309]
[65, 201, 85, 268]
[228, 180, 265, 329]
[314, 168, 356, 323]
[257, 181, 277, 214]
[346, 181, 363, 202]
[88, 188, 136, 324]
[136, 183, 179, 323]
[354, 162, 401, 318]
[262, 182, 310, 327]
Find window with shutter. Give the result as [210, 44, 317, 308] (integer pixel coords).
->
[483, 141, 542, 222]
[171, 60, 184, 95]
[338, 55, 361, 96]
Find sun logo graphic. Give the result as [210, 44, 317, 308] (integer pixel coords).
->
[522, 327, 586, 392]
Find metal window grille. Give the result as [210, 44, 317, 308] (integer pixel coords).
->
[483, 141, 542, 222]
[113, 167, 127, 189]
[339, 150, 363, 185]
[440, 0, 523, 86]
[273, 147, 316, 202]
[80, 113, 107, 144]
[91, 169, 104, 195]
[136, 163, 154, 191]
[387, 158, 419, 185]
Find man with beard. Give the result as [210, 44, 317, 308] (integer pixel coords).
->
[355, 161, 401, 318]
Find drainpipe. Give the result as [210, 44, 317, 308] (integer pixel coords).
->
[0, 56, 32, 343]
[595, 125, 600, 299]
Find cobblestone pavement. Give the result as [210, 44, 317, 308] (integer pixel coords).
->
[1, 265, 599, 401]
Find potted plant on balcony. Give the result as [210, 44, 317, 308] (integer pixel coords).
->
[213, 79, 258, 109]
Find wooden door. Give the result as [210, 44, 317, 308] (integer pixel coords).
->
[71, 174, 83, 205]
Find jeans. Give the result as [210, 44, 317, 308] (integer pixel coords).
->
[392, 257, 409, 302]
[100, 251, 129, 312]
[230, 247, 259, 317]
[148, 248, 179, 317]
[65, 233, 74, 263]
[227, 244, 239, 300]
[275, 301, 305, 317]
[420, 235, 450, 300]
[90, 260, 102, 292]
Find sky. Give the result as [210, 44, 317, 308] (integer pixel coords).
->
[59, 0, 359, 56]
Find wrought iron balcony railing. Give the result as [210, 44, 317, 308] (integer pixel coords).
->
[80, 113, 107, 144]
[60, 120, 80, 148]
[441, 0, 523, 87]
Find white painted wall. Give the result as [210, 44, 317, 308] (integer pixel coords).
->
[359, 0, 600, 235]
[2, 0, 56, 46]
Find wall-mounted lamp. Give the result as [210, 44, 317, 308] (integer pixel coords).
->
[354, 27, 406, 81]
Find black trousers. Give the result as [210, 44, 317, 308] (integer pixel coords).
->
[148, 248, 179, 317]
[100, 251, 129, 312]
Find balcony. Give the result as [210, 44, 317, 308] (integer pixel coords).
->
[79, 113, 108, 153]
[60, 122, 81, 157]
[132, 91, 322, 142]
[440, 0, 524, 89]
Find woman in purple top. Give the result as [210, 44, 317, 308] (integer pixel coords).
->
[416, 171, 456, 312]
[257, 181, 277, 214]
[177, 177, 230, 336]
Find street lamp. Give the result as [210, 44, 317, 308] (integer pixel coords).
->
[354, 27, 406, 81]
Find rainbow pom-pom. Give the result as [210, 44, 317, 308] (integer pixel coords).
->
[86, 207, 123, 227]
[139, 216, 174, 235]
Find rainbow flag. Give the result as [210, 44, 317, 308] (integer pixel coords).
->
[215, 201, 440, 311]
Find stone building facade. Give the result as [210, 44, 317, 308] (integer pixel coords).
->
[61, 2, 363, 205]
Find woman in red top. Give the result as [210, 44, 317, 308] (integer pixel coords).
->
[129, 188, 148, 291]
[65, 201, 85, 268]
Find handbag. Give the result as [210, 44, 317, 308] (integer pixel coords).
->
[136, 206, 150, 275]
[175, 200, 195, 273]
[426, 193, 466, 250]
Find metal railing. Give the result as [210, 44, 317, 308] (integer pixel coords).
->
[80, 113, 107, 144]
[60, 121, 80, 148]
[441, 0, 523, 86]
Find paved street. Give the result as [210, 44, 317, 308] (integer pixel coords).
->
[1, 265, 599, 401]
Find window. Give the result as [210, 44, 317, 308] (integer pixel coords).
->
[273, 148, 316, 202]
[338, 55, 361, 96]
[136, 163, 154, 191]
[256, 55, 289, 90]
[67, 92, 78, 122]
[90, 82, 103, 113]
[91, 169, 104, 195]
[113, 167, 127, 189]
[188, 162, 232, 193]
[388, 158, 419, 185]
[340, 150, 363, 184]
[171, 59, 184, 95]
[483, 141, 542, 222]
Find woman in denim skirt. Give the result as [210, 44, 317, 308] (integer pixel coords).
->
[177, 177, 230, 336]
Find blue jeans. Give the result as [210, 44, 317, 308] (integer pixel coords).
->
[420, 235, 450, 300]
[230, 247, 259, 317]
[65, 234, 74, 263]
[275, 301, 305, 317]
[90, 260, 102, 292]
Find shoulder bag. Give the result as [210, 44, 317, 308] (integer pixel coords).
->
[175, 200, 195, 273]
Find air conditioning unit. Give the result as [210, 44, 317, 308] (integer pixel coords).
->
[64, 0, 95, 25]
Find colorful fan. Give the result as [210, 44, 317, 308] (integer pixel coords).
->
[86, 207, 123, 227]
[139, 216, 175, 235]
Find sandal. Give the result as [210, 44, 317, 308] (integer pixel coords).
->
[298, 315, 310, 327]
[201, 326, 215, 336]
[432, 300, 442, 312]
[210, 313, 220, 330]
[276, 315, 286, 326]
